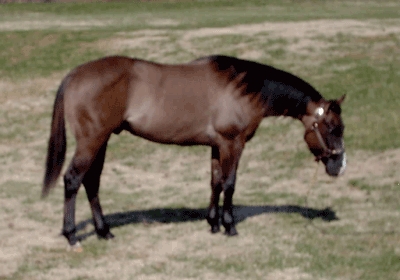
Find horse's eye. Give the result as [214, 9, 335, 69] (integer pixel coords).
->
[323, 121, 333, 133]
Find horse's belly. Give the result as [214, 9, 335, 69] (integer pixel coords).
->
[125, 108, 213, 145]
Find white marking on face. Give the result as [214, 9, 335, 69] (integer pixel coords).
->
[338, 152, 347, 176]
[315, 107, 324, 117]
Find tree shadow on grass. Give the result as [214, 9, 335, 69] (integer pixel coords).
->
[75, 204, 338, 241]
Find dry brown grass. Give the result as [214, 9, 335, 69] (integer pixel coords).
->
[1, 4, 400, 279]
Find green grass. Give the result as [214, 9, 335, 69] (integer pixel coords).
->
[320, 60, 400, 151]
[0, 30, 107, 78]
[1, 1, 400, 25]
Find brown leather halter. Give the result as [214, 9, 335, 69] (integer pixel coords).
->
[311, 107, 344, 161]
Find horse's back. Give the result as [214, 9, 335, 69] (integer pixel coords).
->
[61, 55, 264, 146]
[126, 57, 265, 145]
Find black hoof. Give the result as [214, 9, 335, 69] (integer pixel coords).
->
[210, 225, 220, 234]
[96, 228, 115, 240]
[101, 232, 115, 240]
[62, 228, 80, 245]
[224, 226, 238, 236]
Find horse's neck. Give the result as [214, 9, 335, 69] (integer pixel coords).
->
[261, 79, 322, 119]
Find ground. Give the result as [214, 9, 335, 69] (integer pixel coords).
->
[0, 2, 399, 279]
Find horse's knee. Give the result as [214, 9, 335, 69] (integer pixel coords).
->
[66, 153, 94, 180]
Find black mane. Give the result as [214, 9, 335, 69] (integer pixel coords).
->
[209, 55, 323, 118]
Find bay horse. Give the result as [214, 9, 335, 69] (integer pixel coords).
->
[43, 55, 346, 247]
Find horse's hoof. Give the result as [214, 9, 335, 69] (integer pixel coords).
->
[210, 225, 220, 234]
[96, 226, 115, 240]
[104, 232, 115, 240]
[224, 227, 238, 236]
[98, 231, 115, 240]
[67, 241, 83, 253]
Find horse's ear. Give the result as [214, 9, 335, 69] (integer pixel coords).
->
[337, 94, 346, 105]
[328, 95, 345, 114]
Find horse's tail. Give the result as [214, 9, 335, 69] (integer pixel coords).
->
[42, 81, 67, 198]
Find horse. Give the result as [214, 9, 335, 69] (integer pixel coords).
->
[42, 55, 346, 248]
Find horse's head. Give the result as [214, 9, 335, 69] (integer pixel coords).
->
[302, 95, 346, 176]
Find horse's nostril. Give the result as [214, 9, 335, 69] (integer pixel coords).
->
[324, 152, 346, 177]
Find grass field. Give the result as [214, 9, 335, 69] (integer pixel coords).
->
[0, 1, 400, 279]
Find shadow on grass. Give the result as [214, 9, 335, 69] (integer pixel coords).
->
[75, 204, 338, 241]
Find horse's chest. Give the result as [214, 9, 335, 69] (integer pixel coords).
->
[212, 94, 262, 139]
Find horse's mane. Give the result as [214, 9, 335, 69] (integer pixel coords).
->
[208, 55, 323, 117]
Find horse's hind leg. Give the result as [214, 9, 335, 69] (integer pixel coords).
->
[82, 140, 114, 240]
[63, 157, 88, 246]
[62, 136, 109, 246]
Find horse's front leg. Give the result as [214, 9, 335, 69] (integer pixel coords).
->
[221, 170, 238, 236]
[220, 137, 245, 236]
[207, 146, 223, 233]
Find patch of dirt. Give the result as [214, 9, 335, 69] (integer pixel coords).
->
[0, 74, 62, 103]
[192, 18, 398, 39]
[0, 16, 177, 32]
[101, 19, 400, 66]
[267, 267, 312, 280]
[101, 35, 170, 51]
[0, 19, 112, 31]
[177, 19, 400, 57]
[0, 196, 65, 276]
[146, 18, 180, 27]
[263, 148, 400, 203]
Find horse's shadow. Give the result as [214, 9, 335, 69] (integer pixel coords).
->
[75, 204, 338, 241]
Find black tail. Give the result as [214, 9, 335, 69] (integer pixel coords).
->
[42, 81, 67, 198]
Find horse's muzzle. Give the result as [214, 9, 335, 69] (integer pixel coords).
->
[322, 152, 346, 177]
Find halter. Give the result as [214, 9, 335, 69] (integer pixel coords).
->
[311, 107, 344, 161]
